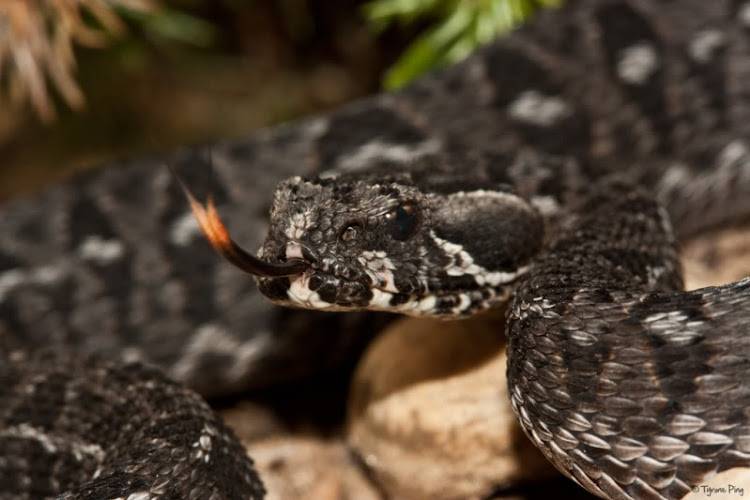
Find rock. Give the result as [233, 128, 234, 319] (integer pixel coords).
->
[346, 311, 557, 500]
[250, 436, 381, 500]
[223, 402, 380, 500]
[221, 401, 285, 442]
[681, 226, 750, 290]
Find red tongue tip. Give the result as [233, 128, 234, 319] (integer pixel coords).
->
[169, 165, 310, 278]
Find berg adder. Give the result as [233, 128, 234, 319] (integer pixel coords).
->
[2, 0, 750, 498]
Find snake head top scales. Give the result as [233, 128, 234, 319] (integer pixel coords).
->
[184, 169, 545, 316]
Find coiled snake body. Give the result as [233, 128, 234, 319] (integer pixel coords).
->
[1, 0, 750, 499]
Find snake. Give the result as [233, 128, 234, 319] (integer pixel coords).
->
[1, 0, 750, 499]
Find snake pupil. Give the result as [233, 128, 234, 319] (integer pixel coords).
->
[385, 204, 420, 241]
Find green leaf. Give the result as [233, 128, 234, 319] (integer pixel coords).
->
[383, 32, 443, 89]
[443, 34, 476, 63]
[370, 0, 563, 89]
[382, 4, 476, 88]
[363, 0, 448, 27]
[428, 3, 474, 47]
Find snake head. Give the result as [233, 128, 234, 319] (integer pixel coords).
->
[254, 172, 545, 316]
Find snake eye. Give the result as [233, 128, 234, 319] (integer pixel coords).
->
[385, 204, 420, 241]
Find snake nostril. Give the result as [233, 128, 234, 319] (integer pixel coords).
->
[301, 244, 318, 264]
[338, 220, 365, 244]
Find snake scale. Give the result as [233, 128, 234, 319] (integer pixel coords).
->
[2, 0, 750, 498]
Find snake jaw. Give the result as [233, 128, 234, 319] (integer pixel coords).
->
[170, 166, 310, 278]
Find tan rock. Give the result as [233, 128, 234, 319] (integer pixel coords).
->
[681, 226, 750, 290]
[346, 311, 556, 500]
[221, 401, 285, 442]
[222, 402, 380, 500]
[251, 436, 381, 500]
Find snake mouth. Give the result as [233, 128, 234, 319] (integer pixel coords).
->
[251, 241, 373, 309]
[253, 271, 374, 310]
[269, 240, 429, 311]
[277, 268, 373, 309]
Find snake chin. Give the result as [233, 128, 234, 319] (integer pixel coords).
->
[257, 258, 426, 312]
[291, 271, 374, 309]
[257, 267, 376, 310]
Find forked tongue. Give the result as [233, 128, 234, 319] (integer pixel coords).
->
[170, 167, 309, 278]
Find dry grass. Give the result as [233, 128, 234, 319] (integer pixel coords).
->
[0, 0, 155, 122]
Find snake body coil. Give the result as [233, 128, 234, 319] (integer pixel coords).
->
[507, 181, 750, 498]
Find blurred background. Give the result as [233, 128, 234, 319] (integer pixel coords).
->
[0, 0, 558, 202]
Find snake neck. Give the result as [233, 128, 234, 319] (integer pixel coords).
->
[505, 178, 693, 498]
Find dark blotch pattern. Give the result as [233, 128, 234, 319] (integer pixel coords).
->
[596, 2, 673, 153]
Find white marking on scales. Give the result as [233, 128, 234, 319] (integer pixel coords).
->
[617, 42, 659, 85]
[78, 235, 125, 264]
[739, 2, 750, 27]
[431, 232, 527, 287]
[689, 30, 725, 64]
[507, 90, 571, 127]
[170, 211, 202, 246]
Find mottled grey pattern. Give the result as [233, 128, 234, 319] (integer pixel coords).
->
[507, 180, 750, 499]
[1, 0, 750, 498]
[0, 344, 265, 499]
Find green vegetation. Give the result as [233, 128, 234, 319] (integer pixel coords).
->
[364, 0, 562, 89]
